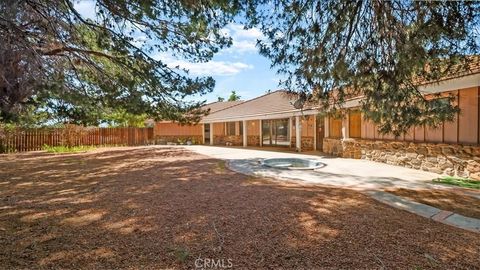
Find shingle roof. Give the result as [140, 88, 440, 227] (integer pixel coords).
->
[202, 100, 244, 113]
[201, 90, 310, 122]
[414, 56, 480, 86]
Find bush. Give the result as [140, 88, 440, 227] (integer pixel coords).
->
[42, 145, 96, 153]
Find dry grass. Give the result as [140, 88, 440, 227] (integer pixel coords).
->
[0, 146, 479, 269]
[387, 188, 480, 219]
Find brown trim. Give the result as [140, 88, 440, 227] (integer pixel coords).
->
[442, 122, 445, 143]
[423, 124, 426, 142]
[478, 86, 480, 145]
[457, 91, 460, 144]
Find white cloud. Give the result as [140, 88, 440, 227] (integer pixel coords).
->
[227, 23, 264, 40]
[221, 23, 264, 54]
[151, 23, 264, 76]
[154, 53, 253, 76]
[174, 61, 253, 76]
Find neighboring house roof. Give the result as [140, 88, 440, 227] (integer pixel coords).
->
[201, 90, 315, 122]
[202, 100, 243, 113]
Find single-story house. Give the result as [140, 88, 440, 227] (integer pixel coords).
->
[153, 100, 242, 144]
[155, 63, 480, 179]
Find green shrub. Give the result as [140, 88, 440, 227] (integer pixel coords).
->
[42, 145, 96, 153]
[433, 176, 480, 190]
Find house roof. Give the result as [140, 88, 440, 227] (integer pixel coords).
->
[202, 100, 243, 113]
[201, 90, 315, 122]
[415, 56, 480, 86]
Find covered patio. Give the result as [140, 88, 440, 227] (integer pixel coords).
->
[201, 91, 324, 152]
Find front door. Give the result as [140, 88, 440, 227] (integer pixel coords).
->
[316, 115, 324, 151]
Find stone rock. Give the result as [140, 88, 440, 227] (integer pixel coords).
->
[321, 138, 479, 179]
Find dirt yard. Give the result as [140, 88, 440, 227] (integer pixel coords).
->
[387, 188, 480, 219]
[0, 146, 479, 269]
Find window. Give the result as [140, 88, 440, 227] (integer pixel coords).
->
[329, 116, 342, 138]
[226, 122, 236, 136]
[349, 110, 361, 138]
[239, 121, 243, 135]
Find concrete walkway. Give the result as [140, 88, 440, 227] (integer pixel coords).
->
[185, 145, 480, 233]
[367, 191, 480, 233]
[187, 145, 441, 191]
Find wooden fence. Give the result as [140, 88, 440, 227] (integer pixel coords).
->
[0, 127, 154, 153]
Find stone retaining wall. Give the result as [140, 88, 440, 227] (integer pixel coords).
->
[154, 135, 203, 145]
[323, 138, 480, 180]
[291, 136, 314, 151]
[213, 135, 243, 146]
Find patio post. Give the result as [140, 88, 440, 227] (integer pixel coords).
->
[243, 120, 247, 147]
[259, 120, 263, 147]
[210, 123, 214, 145]
[295, 115, 301, 152]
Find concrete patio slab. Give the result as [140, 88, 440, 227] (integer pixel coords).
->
[186, 145, 441, 191]
[183, 146, 480, 232]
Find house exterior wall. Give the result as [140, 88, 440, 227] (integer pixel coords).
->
[154, 122, 203, 144]
[211, 122, 243, 146]
[323, 86, 480, 179]
[246, 120, 260, 146]
[291, 115, 315, 151]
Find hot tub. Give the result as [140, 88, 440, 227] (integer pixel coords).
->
[261, 158, 325, 170]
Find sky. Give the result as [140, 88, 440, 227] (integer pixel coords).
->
[74, 1, 284, 104]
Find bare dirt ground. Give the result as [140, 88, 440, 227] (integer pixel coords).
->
[387, 188, 480, 219]
[0, 146, 479, 269]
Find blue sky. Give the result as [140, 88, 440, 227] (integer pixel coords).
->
[74, 1, 284, 103]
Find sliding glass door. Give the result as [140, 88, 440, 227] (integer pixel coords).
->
[262, 118, 290, 146]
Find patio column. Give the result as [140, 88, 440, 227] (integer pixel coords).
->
[259, 120, 262, 147]
[325, 117, 330, 138]
[243, 120, 247, 147]
[342, 113, 349, 139]
[313, 116, 317, 151]
[295, 115, 301, 152]
[210, 123, 214, 145]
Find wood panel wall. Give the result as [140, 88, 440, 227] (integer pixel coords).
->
[212, 122, 225, 135]
[154, 122, 202, 136]
[353, 87, 480, 145]
[247, 120, 260, 135]
[0, 127, 154, 153]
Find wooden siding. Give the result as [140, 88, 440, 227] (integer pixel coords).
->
[349, 110, 361, 138]
[212, 122, 225, 135]
[343, 87, 480, 145]
[247, 120, 260, 135]
[154, 122, 202, 136]
[329, 116, 343, 138]
[302, 115, 315, 137]
[458, 87, 478, 144]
